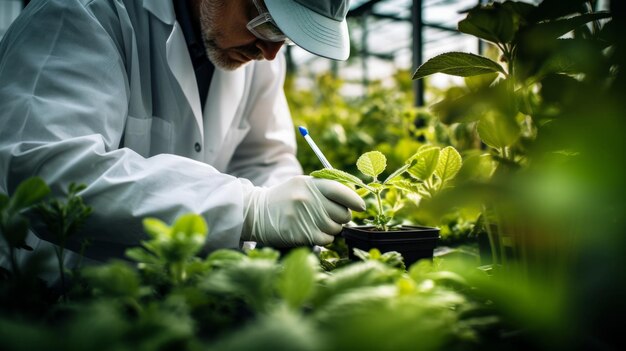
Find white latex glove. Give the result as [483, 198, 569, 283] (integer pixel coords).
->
[241, 175, 366, 247]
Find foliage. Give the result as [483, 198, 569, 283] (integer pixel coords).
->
[126, 214, 208, 286]
[0, 210, 546, 351]
[36, 182, 93, 296]
[353, 247, 406, 271]
[412, 0, 618, 265]
[0, 177, 50, 275]
[0, 173, 605, 350]
[0, 1, 622, 349]
[413, 0, 612, 171]
[286, 70, 485, 243]
[413, 0, 623, 348]
[311, 146, 462, 231]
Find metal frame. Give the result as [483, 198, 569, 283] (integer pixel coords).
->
[346, 0, 478, 106]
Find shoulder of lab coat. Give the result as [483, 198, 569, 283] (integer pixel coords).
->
[0, 0, 251, 261]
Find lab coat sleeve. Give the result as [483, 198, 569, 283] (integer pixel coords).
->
[0, 0, 246, 261]
[225, 54, 303, 187]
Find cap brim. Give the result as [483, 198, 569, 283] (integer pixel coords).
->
[264, 0, 350, 61]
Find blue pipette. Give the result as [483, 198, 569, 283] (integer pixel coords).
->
[298, 126, 333, 169]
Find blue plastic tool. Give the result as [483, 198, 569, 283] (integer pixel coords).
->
[298, 126, 333, 169]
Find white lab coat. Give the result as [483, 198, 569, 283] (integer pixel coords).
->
[0, 0, 302, 264]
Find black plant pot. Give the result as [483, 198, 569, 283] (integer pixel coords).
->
[342, 225, 440, 267]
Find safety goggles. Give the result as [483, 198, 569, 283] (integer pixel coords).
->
[246, 0, 294, 45]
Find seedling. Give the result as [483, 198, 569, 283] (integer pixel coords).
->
[126, 214, 208, 286]
[312, 146, 462, 231]
[36, 183, 93, 295]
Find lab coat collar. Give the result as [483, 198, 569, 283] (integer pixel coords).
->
[146, 0, 203, 141]
[166, 24, 204, 140]
[143, 0, 176, 25]
[147, 0, 247, 156]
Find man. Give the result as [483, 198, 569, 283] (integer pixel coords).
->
[0, 0, 363, 264]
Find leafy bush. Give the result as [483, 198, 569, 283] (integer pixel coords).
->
[413, 0, 623, 348]
[0, 177, 572, 351]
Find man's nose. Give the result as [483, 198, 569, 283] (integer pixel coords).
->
[256, 40, 284, 60]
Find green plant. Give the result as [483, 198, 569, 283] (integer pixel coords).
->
[0, 177, 578, 351]
[311, 146, 462, 231]
[412, 0, 611, 170]
[0, 177, 50, 277]
[36, 183, 92, 295]
[126, 214, 208, 286]
[411, 0, 613, 263]
[410, 1, 623, 348]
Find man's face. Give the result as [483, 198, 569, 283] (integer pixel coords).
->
[198, 0, 285, 70]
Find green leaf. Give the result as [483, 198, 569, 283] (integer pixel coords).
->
[407, 147, 441, 181]
[276, 248, 318, 309]
[458, 2, 516, 44]
[435, 147, 463, 187]
[477, 111, 521, 149]
[431, 79, 516, 125]
[142, 218, 171, 240]
[412, 52, 505, 80]
[532, 0, 592, 22]
[206, 249, 248, 268]
[171, 213, 208, 240]
[168, 231, 205, 264]
[125, 247, 160, 264]
[382, 163, 410, 185]
[464, 72, 498, 92]
[386, 179, 421, 194]
[368, 248, 382, 260]
[379, 251, 406, 270]
[8, 177, 50, 212]
[356, 188, 370, 198]
[312, 261, 401, 307]
[310, 168, 370, 191]
[247, 247, 281, 262]
[201, 260, 280, 311]
[81, 260, 141, 298]
[521, 12, 612, 42]
[207, 308, 322, 351]
[357, 151, 387, 180]
[540, 73, 580, 106]
[136, 215, 208, 281]
[0, 194, 10, 210]
[430, 87, 480, 124]
[367, 183, 385, 192]
[353, 248, 370, 261]
[501, 0, 536, 21]
[2, 214, 29, 248]
[408, 259, 436, 283]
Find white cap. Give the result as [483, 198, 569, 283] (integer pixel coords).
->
[264, 0, 351, 61]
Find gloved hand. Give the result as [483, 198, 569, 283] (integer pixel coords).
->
[241, 175, 366, 247]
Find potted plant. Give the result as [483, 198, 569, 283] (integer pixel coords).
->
[311, 146, 462, 266]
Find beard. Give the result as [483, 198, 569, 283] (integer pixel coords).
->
[198, 0, 264, 71]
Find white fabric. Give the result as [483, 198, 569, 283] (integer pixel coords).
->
[264, 0, 350, 60]
[242, 176, 365, 247]
[0, 0, 302, 263]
